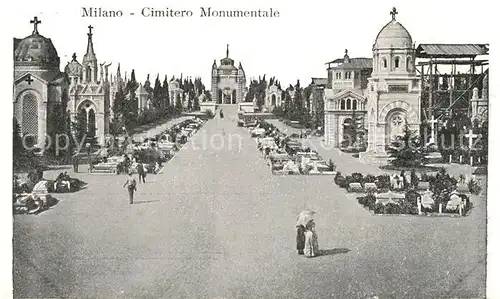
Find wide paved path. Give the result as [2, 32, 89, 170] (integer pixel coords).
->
[13, 115, 486, 298]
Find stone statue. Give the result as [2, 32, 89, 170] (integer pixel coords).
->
[100, 62, 106, 81]
[104, 62, 112, 81]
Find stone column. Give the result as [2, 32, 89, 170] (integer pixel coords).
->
[96, 112, 105, 146]
[325, 113, 333, 146]
[375, 124, 386, 154]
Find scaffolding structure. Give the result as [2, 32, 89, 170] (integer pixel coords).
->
[416, 44, 489, 123]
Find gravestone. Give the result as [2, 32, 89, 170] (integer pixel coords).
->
[301, 157, 311, 171]
[416, 182, 430, 191]
[364, 183, 378, 193]
[446, 192, 463, 210]
[347, 183, 363, 192]
[376, 191, 406, 205]
[455, 184, 469, 194]
[308, 163, 321, 175]
[404, 174, 412, 186]
[425, 152, 443, 164]
[390, 175, 403, 190]
[420, 190, 434, 209]
[283, 161, 300, 174]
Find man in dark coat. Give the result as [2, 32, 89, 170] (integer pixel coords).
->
[73, 156, 79, 173]
[137, 163, 146, 183]
[296, 225, 306, 255]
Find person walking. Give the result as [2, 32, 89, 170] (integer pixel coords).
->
[296, 224, 306, 255]
[137, 163, 146, 183]
[304, 220, 319, 258]
[72, 156, 79, 173]
[123, 172, 137, 204]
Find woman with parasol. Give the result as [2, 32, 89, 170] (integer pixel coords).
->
[304, 219, 319, 257]
[296, 209, 317, 256]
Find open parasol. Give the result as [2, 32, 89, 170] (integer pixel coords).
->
[296, 209, 316, 227]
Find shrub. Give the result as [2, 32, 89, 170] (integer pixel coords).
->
[327, 159, 336, 172]
[404, 190, 420, 207]
[357, 194, 376, 210]
[203, 110, 214, 118]
[364, 174, 376, 183]
[467, 179, 482, 195]
[375, 175, 391, 189]
[420, 173, 430, 182]
[374, 203, 385, 214]
[351, 173, 363, 183]
[302, 164, 313, 175]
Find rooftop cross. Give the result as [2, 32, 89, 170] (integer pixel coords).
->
[226, 44, 229, 58]
[390, 7, 398, 21]
[72, 53, 77, 61]
[88, 25, 94, 37]
[30, 16, 41, 35]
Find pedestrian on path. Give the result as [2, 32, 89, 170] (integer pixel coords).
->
[72, 156, 79, 173]
[296, 224, 305, 255]
[304, 220, 319, 258]
[137, 163, 146, 183]
[123, 172, 137, 204]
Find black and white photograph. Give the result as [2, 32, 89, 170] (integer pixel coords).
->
[2, 0, 497, 298]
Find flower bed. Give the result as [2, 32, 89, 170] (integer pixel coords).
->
[336, 169, 475, 216]
[250, 121, 336, 176]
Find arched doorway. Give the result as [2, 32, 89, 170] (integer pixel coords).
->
[77, 100, 97, 139]
[342, 118, 355, 147]
[385, 109, 407, 144]
[271, 94, 276, 106]
[218, 89, 223, 104]
[232, 90, 237, 104]
[22, 93, 38, 146]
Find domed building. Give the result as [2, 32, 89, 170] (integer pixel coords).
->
[360, 7, 421, 164]
[13, 17, 69, 149]
[211, 45, 246, 104]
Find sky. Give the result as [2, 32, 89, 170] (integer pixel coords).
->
[2, 0, 494, 87]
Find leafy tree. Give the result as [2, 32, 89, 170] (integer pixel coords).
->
[13, 118, 25, 160]
[122, 69, 139, 131]
[70, 108, 89, 154]
[162, 75, 170, 109]
[193, 92, 200, 111]
[152, 75, 162, 110]
[175, 94, 182, 113]
[387, 121, 427, 167]
[113, 84, 126, 119]
[45, 103, 67, 157]
[187, 91, 193, 111]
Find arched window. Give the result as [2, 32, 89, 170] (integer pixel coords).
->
[394, 57, 400, 69]
[22, 93, 38, 142]
[353, 99, 357, 110]
[346, 99, 351, 110]
[340, 99, 346, 110]
[383, 58, 388, 68]
[86, 66, 91, 82]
